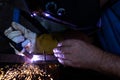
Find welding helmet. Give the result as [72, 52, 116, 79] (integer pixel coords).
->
[25, 0, 100, 24]
[11, 0, 100, 32]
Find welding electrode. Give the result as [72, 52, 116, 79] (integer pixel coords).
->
[10, 40, 33, 59]
[10, 41, 33, 59]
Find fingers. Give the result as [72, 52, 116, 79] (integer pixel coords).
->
[57, 58, 73, 66]
[12, 35, 25, 43]
[53, 40, 71, 59]
[54, 40, 73, 53]
[57, 40, 72, 47]
[53, 46, 74, 64]
[53, 48, 65, 58]
[53, 46, 71, 57]
[11, 22, 28, 34]
[53, 40, 76, 65]
[4, 27, 25, 43]
[12, 22, 36, 40]
[4, 27, 13, 36]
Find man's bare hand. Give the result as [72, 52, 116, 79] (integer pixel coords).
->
[53, 39, 103, 69]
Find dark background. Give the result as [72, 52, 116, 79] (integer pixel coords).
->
[25, 0, 100, 27]
[0, 0, 119, 80]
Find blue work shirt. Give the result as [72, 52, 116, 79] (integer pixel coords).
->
[98, 0, 120, 55]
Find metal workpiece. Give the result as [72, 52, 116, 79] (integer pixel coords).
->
[26, 54, 58, 64]
[0, 54, 58, 64]
[0, 54, 24, 63]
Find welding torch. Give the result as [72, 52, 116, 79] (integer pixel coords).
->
[10, 41, 33, 59]
[0, 31, 33, 59]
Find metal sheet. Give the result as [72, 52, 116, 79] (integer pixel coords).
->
[0, 54, 58, 64]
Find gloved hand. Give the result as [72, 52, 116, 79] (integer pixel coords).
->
[4, 22, 36, 56]
[4, 22, 58, 55]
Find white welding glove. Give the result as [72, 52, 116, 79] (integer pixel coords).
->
[4, 22, 36, 56]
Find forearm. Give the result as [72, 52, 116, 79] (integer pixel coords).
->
[94, 51, 120, 77]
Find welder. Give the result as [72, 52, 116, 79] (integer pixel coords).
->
[3, 0, 120, 79]
[53, 0, 120, 78]
[4, 0, 119, 79]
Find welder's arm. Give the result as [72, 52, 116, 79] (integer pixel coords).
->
[4, 22, 58, 56]
[53, 39, 120, 77]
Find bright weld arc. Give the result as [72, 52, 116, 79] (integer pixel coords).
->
[30, 55, 44, 62]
